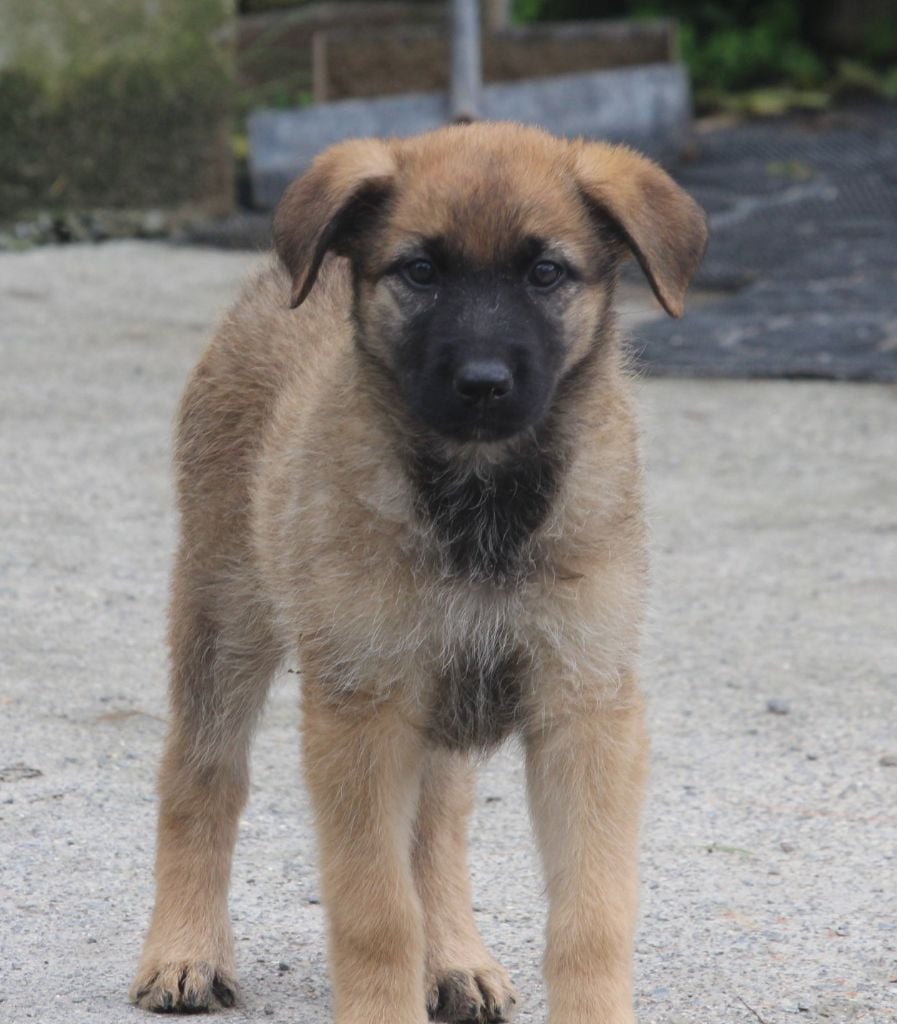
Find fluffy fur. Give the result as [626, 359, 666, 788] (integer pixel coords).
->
[131, 122, 707, 1024]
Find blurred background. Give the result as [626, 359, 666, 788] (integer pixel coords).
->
[1, 0, 896, 379]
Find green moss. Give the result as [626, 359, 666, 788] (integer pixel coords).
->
[0, 0, 234, 219]
[0, 70, 54, 217]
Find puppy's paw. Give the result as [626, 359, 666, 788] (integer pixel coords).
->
[426, 964, 516, 1023]
[130, 960, 238, 1013]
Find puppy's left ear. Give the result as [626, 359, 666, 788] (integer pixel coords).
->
[572, 142, 708, 318]
[274, 137, 397, 308]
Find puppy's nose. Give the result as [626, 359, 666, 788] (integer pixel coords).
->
[453, 360, 514, 404]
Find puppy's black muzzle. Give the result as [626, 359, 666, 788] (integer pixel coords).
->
[413, 346, 540, 442]
[397, 277, 562, 444]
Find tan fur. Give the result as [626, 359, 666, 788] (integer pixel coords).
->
[131, 122, 707, 1023]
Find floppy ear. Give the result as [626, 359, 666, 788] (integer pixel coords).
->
[572, 142, 708, 318]
[273, 138, 397, 308]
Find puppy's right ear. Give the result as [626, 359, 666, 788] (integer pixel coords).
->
[273, 138, 396, 308]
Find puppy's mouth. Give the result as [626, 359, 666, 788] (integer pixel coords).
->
[417, 399, 545, 444]
[460, 410, 527, 444]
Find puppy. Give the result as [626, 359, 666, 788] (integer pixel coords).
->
[130, 122, 707, 1024]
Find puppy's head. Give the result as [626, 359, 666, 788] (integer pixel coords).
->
[274, 124, 707, 443]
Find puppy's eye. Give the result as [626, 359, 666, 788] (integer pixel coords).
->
[402, 258, 437, 287]
[529, 260, 565, 290]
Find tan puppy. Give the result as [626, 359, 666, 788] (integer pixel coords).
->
[131, 122, 707, 1024]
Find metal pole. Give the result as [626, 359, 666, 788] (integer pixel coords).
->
[450, 0, 483, 123]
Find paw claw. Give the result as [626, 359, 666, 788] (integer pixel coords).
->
[427, 964, 516, 1023]
[212, 976, 237, 1009]
[130, 961, 238, 1013]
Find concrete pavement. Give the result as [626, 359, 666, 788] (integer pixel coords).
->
[1, 242, 895, 1023]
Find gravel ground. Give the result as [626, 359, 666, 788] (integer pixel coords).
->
[1, 243, 895, 1024]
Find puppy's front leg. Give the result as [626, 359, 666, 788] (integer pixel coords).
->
[303, 686, 427, 1024]
[413, 749, 516, 1023]
[525, 686, 648, 1024]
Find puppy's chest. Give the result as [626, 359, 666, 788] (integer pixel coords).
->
[410, 448, 559, 585]
[404, 446, 562, 748]
[425, 596, 530, 752]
